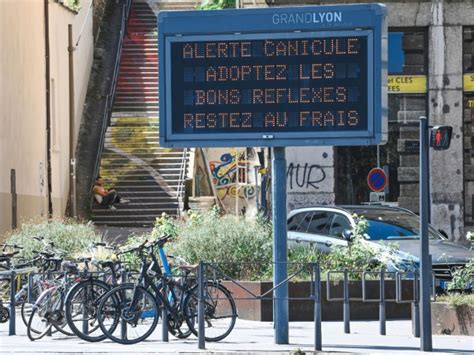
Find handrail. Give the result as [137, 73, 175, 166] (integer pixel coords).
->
[176, 148, 189, 216]
[90, 0, 132, 210]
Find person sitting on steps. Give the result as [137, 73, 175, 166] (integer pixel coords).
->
[93, 176, 129, 210]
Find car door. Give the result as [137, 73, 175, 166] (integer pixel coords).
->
[287, 211, 312, 247]
[303, 211, 333, 253]
[327, 213, 352, 249]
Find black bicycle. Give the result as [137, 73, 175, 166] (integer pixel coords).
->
[96, 238, 237, 344]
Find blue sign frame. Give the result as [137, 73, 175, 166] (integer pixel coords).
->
[158, 4, 387, 147]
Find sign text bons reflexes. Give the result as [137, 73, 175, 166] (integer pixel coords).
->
[171, 36, 368, 134]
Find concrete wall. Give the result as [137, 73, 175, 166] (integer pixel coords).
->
[0, 0, 48, 235]
[286, 147, 335, 211]
[0, 0, 94, 235]
[48, 0, 94, 217]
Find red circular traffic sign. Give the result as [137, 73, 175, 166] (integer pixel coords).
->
[367, 168, 387, 192]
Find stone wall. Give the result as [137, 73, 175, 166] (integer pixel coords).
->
[286, 147, 335, 211]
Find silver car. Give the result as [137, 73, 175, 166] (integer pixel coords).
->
[287, 205, 473, 288]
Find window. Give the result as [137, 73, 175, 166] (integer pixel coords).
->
[464, 27, 474, 72]
[288, 212, 307, 232]
[463, 27, 474, 225]
[329, 214, 351, 238]
[306, 212, 330, 235]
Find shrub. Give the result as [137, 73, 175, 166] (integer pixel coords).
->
[448, 259, 474, 292]
[4, 219, 100, 260]
[165, 209, 273, 280]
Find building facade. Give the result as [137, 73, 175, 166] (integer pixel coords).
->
[0, 0, 95, 235]
[261, 0, 474, 244]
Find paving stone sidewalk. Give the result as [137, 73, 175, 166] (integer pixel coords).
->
[1, 318, 473, 354]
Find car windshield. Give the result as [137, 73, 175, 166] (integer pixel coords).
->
[347, 208, 444, 241]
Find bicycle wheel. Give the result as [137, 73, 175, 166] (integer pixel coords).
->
[165, 282, 192, 339]
[65, 279, 110, 342]
[184, 282, 237, 342]
[21, 281, 42, 327]
[27, 288, 61, 341]
[97, 283, 159, 345]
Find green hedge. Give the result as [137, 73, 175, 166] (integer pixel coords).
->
[4, 220, 100, 260]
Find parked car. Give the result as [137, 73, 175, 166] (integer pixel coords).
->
[287, 205, 473, 289]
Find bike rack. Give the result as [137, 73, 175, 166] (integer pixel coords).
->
[196, 261, 323, 351]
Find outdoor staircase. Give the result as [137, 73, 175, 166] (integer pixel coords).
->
[91, 1, 188, 227]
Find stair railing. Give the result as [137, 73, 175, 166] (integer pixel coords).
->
[90, 0, 132, 209]
[176, 148, 189, 216]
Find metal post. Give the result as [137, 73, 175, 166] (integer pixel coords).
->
[162, 277, 169, 342]
[379, 270, 386, 335]
[272, 147, 289, 344]
[82, 280, 89, 336]
[9, 271, 16, 335]
[413, 272, 420, 338]
[11, 169, 17, 229]
[343, 269, 350, 334]
[313, 263, 322, 351]
[68, 24, 77, 218]
[419, 116, 432, 351]
[197, 261, 205, 349]
[27, 272, 34, 303]
[120, 270, 127, 340]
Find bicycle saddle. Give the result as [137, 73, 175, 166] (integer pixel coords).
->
[62, 261, 79, 274]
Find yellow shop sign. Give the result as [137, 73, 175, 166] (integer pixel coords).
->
[464, 74, 474, 92]
[388, 75, 427, 94]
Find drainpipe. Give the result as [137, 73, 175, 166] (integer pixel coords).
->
[68, 24, 77, 218]
[44, 0, 53, 218]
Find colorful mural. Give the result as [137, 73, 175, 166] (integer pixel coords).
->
[205, 148, 259, 216]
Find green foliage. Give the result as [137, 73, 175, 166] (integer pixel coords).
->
[5, 220, 100, 260]
[447, 259, 474, 291]
[437, 293, 474, 307]
[63, 0, 81, 12]
[164, 209, 273, 280]
[198, 0, 236, 10]
[151, 213, 178, 240]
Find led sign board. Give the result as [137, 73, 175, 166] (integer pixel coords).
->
[158, 4, 387, 147]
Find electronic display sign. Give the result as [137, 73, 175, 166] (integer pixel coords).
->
[159, 4, 387, 147]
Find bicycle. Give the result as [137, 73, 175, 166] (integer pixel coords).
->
[96, 237, 237, 345]
[64, 242, 125, 342]
[26, 260, 82, 341]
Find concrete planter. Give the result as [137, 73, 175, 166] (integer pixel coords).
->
[432, 302, 473, 336]
[224, 280, 412, 321]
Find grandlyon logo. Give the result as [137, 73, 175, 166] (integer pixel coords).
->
[272, 12, 343, 25]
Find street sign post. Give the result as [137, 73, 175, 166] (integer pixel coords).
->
[419, 116, 432, 352]
[159, 4, 387, 345]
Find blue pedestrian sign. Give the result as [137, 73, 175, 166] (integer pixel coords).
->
[367, 167, 387, 192]
[158, 4, 387, 147]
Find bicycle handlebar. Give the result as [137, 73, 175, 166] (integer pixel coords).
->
[117, 239, 148, 255]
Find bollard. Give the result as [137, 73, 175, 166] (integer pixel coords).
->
[197, 261, 205, 349]
[313, 263, 322, 351]
[9, 271, 16, 335]
[343, 269, 350, 334]
[413, 272, 420, 338]
[120, 270, 127, 340]
[82, 278, 89, 336]
[161, 278, 169, 342]
[46, 271, 53, 337]
[379, 270, 386, 336]
[27, 272, 34, 303]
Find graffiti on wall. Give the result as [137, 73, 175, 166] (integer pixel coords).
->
[207, 150, 258, 214]
[286, 163, 327, 190]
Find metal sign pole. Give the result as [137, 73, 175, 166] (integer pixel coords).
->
[419, 116, 432, 351]
[272, 147, 289, 344]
